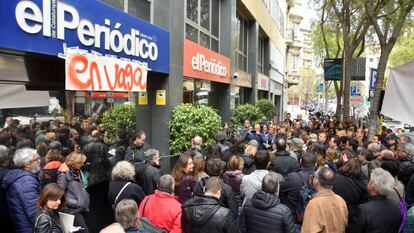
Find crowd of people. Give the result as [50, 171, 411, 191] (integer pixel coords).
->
[0, 113, 413, 233]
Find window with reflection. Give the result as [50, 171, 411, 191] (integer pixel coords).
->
[185, 0, 220, 52]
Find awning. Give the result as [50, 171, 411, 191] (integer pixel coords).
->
[381, 61, 414, 126]
[0, 84, 49, 109]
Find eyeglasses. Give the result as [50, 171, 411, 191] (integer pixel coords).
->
[31, 156, 40, 163]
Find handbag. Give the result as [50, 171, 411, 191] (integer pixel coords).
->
[138, 196, 167, 233]
[112, 182, 131, 209]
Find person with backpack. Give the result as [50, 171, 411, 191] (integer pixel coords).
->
[33, 183, 65, 233]
[347, 168, 402, 233]
[280, 152, 316, 224]
[39, 149, 64, 187]
[301, 166, 348, 233]
[240, 171, 295, 233]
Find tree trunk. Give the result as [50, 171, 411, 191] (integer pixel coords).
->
[334, 80, 342, 116]
[342, 51, 352, 119]
[368, 50, 390, 139]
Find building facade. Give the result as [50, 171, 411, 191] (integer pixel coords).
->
[0, 0, 287, 156]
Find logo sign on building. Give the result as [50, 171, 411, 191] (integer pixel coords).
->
[257, 73, 269, 91]
[183, 39, 230, 84]
[0, 0, 170, 73]
[65, 48, 148, 92]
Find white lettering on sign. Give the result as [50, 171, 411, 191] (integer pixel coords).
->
[15, 0, 159, 61]
[191, 53, 227, 77]
[64, 48, 148, 92]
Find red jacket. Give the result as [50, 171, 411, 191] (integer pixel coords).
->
[138, 190, 182, 233]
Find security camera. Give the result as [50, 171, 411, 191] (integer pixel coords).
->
[233, 72, 238, 79]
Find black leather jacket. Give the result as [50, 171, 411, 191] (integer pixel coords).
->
[33, 209, 64, 233]
[182, 195, 238, 233]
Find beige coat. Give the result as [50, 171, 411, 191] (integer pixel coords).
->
[301, 189, 348, 233]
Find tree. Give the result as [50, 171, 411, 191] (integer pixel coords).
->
[389, 23, 414, 67]
[312, 0, 368, 117]
[365, 0, 414, 139]
[328, 0, 370, 119]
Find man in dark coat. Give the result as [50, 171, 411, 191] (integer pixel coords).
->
[246, 124, 265, 150]
[124, 130, 150, 163]
[182, 177, 238, 233]
[2, 148, 41, 233]
[109, 129, 130, 167]
[0, 145, 13, 233]
[348, 168, 402, 233]
[280, 152, 316, 220]
[396, 143, 414, 186]
[134, 148, 162, 195]
[240, 172, 296, 233]
[193, 158, 238, 218]
[272, 138, 299, 176]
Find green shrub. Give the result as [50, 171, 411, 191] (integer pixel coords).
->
[230, 104, 263, 129]
[256, 99, 277, 121]
[102, 104, 136, 145]
[168, 104, 222, 155]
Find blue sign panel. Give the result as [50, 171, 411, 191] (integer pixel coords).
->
[0, 0, 170, 73]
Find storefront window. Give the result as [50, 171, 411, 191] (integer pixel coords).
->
[231, 86, 240, 110]
[183, 79, 211, 105]
[185, 0, 220, 52]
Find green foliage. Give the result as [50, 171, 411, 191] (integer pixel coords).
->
[230, 104, 263, 128]
[102, 104, 136, 145]
[256, 99, 277, 121]
[389, 32, 414, 67]
[168, 104, 222, 155]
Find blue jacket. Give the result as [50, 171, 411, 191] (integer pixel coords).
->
[2, 169, 40, 233]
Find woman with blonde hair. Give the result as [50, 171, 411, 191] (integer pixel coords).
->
[242, 140, 258, 174]
[57, 152, 90, 233]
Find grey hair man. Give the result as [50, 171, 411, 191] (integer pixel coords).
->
[395, 143, 414, 186]
[301, 167, 348, 233]
[348, 168, 401, 232]
[240, 172, 295, 233]
[134, 148, 162, 195]
[2, 148, 41, 233]
[115, 199, 138, 231]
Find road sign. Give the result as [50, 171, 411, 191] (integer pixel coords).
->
[369, 69, 377, 97]
[317, 84, 324, 93]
